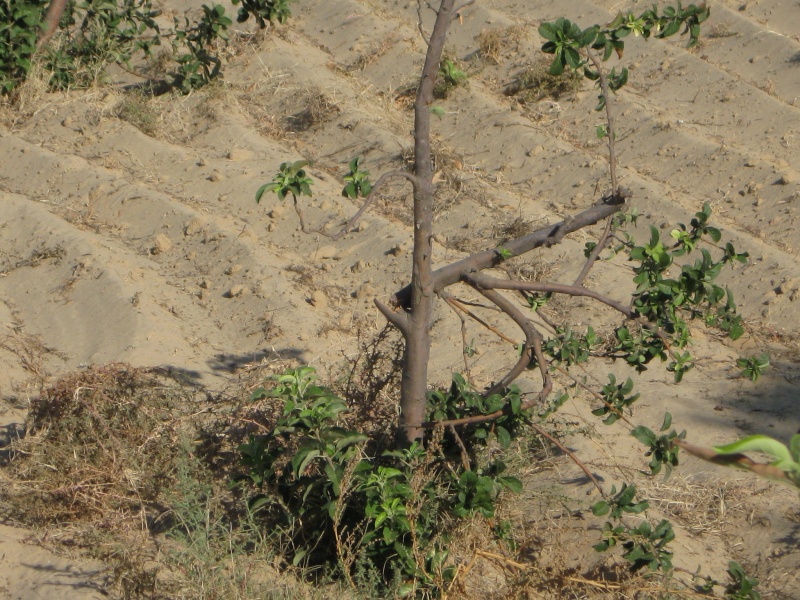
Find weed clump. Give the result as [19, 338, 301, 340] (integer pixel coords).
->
[3, 363, 197, 525]
[505, 57, 583, 104]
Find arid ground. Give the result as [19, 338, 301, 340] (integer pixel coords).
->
[1, 0, 799, 597]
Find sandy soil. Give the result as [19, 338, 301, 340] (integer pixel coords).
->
[1, 0, 799, 597]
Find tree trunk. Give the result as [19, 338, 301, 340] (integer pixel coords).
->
[38, 0, 68, 48]
[395, 0, 456, 446]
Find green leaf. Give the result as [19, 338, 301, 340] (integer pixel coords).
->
[714, 435, 793, 464]
[631, 426, 657, 446]
[292, 448, 321, 477]
[431, 105, 445, 117]
[496, 425, 511, 449]
[790, 434, 800, 463]
[255, 183, 271, 203]
[499, 476, 523, 494]
[592, 500, 610, 516]
[660, 412, 672, 432]
[538, 22, 559, 42]
[334, 432, 369, 452]
[548, 56, 565, 76]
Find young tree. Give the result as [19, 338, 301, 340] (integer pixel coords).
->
[329, 0, 716, 448]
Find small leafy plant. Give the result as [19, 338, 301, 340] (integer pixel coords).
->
[256, 160, 313, 203]
[232, 0, 293, 27]
[173, 4, 232, 92]
[435, 57, 467, 97]
[592, 484, 675, 573]
[342, 156, 373, 199]
[737, 353, 770, 382]
[2, 0, 295, 95]
[0, 0, 46, 93]
[238, 367, 525, 593]
[725, 560, 762, 600]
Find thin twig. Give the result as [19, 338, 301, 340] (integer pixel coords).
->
[327, 170, 418, 240]
[466, 274, 635, 319]
[528, 422, 606, 498]
[452, 0, 476, 20]
[441, 292, 472, 373]
[441, 293, 516, 345]
[468, 285, 550, 399]
[573, 51, 625, 286]
[449, 425, 471, 470]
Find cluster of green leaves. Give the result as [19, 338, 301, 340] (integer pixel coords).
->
[238, 367, 524, 595]
[592, 484, 675, 573]
[342, 156, 373, 199]
[238, 368, 368, 563]
[736, 352, 770, 382]
[697, 561, 762, 600]
[172, 4, 231, 92]
[43, 0, 161, 91]
[1, 0, 293, 95]
[427, 372, 530, 450]
[232, 0, 293, 27]
[592, 374, 639, 425]
[542, 326, 598, 366]
[435, 57, 468, 98]
[724, 561, 762, 600]
[539, 4, 710, 108]
[611, 204, 748, 381]
[256, 160, 313, 203]
[631, 412, 685, 477]
[0, 0, 47, 93]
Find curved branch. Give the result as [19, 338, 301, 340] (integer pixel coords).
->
[465, 274, 635, 319]
[374, 297, 409, 334]
[573, 215, 614, 287]
[330, 170, 419, 240]
[528, 422, 607, 498]
[470, 286, 550, 399]
[426, 287, 553, 429]
[393, 194, 628, 308]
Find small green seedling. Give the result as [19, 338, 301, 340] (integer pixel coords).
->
[496, 246, 512, 261]
[439, 58, 467, 86]
[736, 353, 769, 382]
[256, 160, 313, 203]
[232, 0, 293, 27]
[342, 156, 373, 199]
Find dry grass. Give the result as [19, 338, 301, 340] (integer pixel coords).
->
[477, 26, 527, 65]
[286, 88, 342, 132]
[505, 56, 583, 105]
[3, 364, 199, 525]
[638, 473, 751, 536]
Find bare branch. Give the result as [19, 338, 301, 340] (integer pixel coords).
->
[570, 52, 627, 286]
[330, 170, 418, 240]
[293, 195, 312, 234]
[466, 285, 551, 399]
[528, 422, 607, 498]
[452, 0, 476, 20]
[587, 51, 619, 194]
[374, 298, 408, 333]
[573, 215, 614, 287]
[465, 274, 635, 320]
[393, 195, 628, 309]
[442, 292, 472, 373]
[440, 292, 516, 345]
